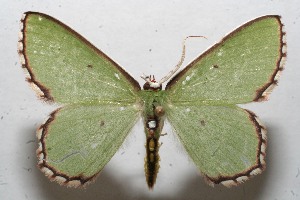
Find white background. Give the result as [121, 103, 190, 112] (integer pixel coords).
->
[1, 1, 299, 199]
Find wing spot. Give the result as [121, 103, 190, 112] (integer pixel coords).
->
[120, 107, 125, 111]
[200, 120, 206, 126]
[99, 120, 105, 126]
[91, 143, 99, 149]
[114, 73, 120, 80]
[240, 156, 251, 167]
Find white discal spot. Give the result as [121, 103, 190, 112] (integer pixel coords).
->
[38, 16, 43, 21]
[186, 76, 191, 81]
[114, 73, 120, 80]
[241, 156, 251, 167]
[148, 120, 156, 128]
[186, 108, 190, 112]
[217, 51, 223, 56]
[91, 143, 98, 149]
[120, 107, 125, 111]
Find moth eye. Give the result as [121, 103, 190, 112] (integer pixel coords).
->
[154, 106, 165, 117]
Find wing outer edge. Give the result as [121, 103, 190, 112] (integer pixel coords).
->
[18, 12, 141, 102]
[165, 15, 287, 102]
[203, 109, 267, 187]
[36, 108, 98, 188]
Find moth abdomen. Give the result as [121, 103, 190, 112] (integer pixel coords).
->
[145, 137, 160, 189]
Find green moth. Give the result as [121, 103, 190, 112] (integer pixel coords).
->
[18, 12, 286, 188]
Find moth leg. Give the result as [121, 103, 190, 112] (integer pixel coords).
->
[160, 132, 167, 136]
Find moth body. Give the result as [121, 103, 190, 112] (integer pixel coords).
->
[142, 80, 165, 188]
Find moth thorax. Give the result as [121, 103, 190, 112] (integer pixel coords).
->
[154, 106, 165, 117]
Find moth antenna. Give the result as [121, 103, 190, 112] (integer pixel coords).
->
[141, 73, 148, 81]
[159, 35, 207, 85]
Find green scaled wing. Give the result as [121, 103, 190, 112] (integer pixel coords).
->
[19, 12, 140, 103]
[37, 104, 140, 187]
[166, 105, 266, 187]
[165, 16, 286, 186]
[18, 12, 141, 187]
[166, 16, 286, 104]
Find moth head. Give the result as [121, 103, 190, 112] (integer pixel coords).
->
[141, 74, 162, 91]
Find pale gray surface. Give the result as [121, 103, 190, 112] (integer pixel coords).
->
[0, 1, 299, 199]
